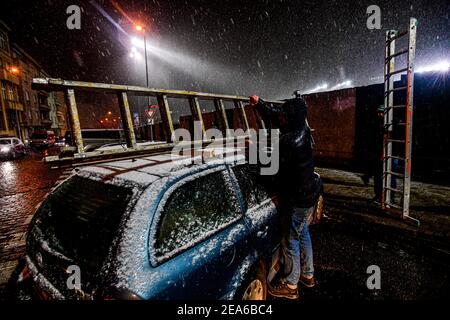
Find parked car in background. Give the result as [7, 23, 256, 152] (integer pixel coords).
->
[54, 137, 66, 147]
[16, 152, 282, 300]
[29, 130, 56, 149]
[0, 137, 26, 160]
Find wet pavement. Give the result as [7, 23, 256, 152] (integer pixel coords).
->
[304, 168, 450, 300]
[0, 148, 64, 296]
[0, 152, 449, 300]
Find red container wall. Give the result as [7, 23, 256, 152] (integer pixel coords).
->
[304, 88, 356, 162]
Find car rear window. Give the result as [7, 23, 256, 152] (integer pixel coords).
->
[34, 175, 134, 270]
[154, 170, 240, 260]
[232, 164, 270, 210]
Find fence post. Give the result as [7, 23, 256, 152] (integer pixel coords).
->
[66, 89, 84, 154]
[235, 100, 250, 131]
[188, 97, 206, 135]
[214, 98, 230, 135]
[157, 94, 175, 142]
[117, 92, 137, 149]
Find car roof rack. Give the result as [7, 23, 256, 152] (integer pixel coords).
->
[32, 78, 282, 168]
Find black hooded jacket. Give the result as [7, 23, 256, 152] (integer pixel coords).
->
[256, 97, 322, 208]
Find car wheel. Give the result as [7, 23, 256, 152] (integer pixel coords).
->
[240, 261, 267, 300]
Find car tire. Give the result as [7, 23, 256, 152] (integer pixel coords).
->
[238, 260, 267, 300]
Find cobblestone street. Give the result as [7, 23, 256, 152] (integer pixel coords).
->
[0, 151, 64, 295]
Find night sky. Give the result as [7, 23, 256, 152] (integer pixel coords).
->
[1, 0, 449, 99]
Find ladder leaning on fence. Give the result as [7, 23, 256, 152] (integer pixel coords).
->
[382, 17, 419, 225]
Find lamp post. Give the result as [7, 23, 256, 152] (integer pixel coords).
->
[135, 24, 152, 140]
[10, 66, 22, 140]
[135, 25, 149, 93]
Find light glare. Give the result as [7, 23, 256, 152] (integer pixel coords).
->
[416, 61, 450, 73]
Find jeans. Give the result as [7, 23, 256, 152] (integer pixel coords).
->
[283, 206, 315, 285]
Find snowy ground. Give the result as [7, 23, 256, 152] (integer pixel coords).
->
[302, 167, 450, 300]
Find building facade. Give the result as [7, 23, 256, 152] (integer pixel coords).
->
[0, 20, 67, 140]
[0, 21, 23, 138]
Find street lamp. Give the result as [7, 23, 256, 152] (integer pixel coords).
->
[134, 24, 152, 140]
[10, 67, 19, 75]
[134, 25, 149, 91]
[9, 66, 21, 139]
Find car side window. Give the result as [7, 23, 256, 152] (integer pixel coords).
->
[154, 170, 240, 259]
[232, 165, 259, 209]
[232, 164, 270, 210]
[254, 176, 270, 203]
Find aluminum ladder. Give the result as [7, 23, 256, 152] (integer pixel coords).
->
[382, 17, 419, 225]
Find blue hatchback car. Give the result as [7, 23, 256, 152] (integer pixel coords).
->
[19, 152, 281, 300]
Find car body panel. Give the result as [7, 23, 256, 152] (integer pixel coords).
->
[0, 137, 25, 159]
[23, 152, 280, 300]
[30, 130, 55, 148]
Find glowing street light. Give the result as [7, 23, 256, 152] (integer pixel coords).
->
[307, 83, 329, 93]
[129, 46, 142, 60]
[133, 23, 150, 135]
[416, 60, 450, 73]
[10, 67, 19, 75]
[130, 37, 144, 49]
[331, 80, 353, 90]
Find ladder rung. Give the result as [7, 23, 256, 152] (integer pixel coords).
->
[384, 171, 404, 178]
[385, 104, 406, 109]
[386, 155, 405, 161]
[387, 30, 408, 42]
[384, 186, 404, 194]
[385, 202, 402, 210]
[385, 68, 408, 78]
[386, 49, 409, 60]
[386, 139, 405, 143]
[384, 123, 406, 129]
[385, 86, 407, 94]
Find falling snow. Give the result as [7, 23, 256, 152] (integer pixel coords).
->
[0, 0, 447, 101]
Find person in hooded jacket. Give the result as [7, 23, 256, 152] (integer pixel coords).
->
[249, 92, 322, 300]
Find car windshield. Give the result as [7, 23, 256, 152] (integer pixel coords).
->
[0, 140, 11, 145]
[31, 133, 47, 139]
[32, 176, 134, 270]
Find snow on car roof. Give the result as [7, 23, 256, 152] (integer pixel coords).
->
[76, 149, 245, 187]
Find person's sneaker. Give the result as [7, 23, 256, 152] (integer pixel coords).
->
[371, 196, 381, 206]
[268, 280, 299, 300]
[299, 275, 316, 288]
